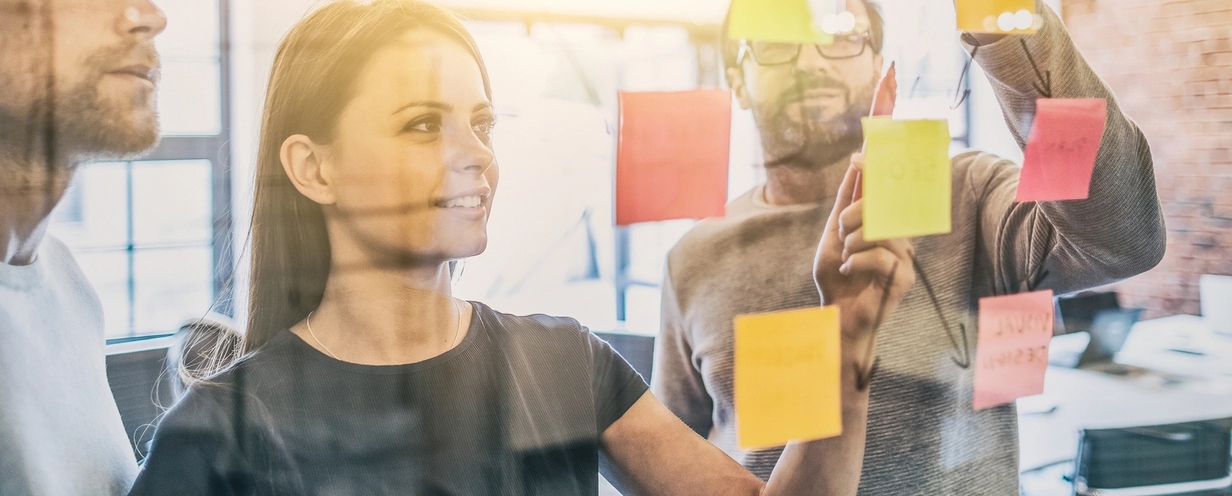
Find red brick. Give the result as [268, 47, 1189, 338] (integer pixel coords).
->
[1077, 0, 1232, 316]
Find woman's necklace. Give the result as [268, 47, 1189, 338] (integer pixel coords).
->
[306, 299, 464, 362]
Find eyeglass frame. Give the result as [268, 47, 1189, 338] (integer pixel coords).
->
[737, 31, 873, 67]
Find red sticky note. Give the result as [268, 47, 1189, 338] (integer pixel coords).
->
[616, 90, 731, 226]
[1016, 98, 1107, 202]
[973, 290, 1055, 410]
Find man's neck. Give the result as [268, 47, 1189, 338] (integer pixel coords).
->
[0, 158, 75, 266]
[762, 154, 852, 206]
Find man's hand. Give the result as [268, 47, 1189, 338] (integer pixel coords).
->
[814, 154, 915, 341]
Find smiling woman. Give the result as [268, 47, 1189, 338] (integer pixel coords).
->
[126, 0, 913, 494]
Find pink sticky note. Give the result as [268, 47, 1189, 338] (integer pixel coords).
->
[1016, 98, 1107, 202]
[616, 90, 731, 226]
[973, 290, 1055, 410]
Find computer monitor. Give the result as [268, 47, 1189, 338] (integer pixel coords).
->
[1057, 291, 1121, 336]
[1077, 308, 1144, 368]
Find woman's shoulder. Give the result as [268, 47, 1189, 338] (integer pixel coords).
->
[471, 301, 593, 342]
[470, 301, 610, 372]
[163, 333, 300, 417]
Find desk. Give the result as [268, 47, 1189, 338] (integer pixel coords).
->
[1117, 314, 1232, 378]
[1018, 315, 1232, 494]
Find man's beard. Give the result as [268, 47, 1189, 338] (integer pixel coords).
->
[754, 73, 874, 170]
[0, 40, 160, 167]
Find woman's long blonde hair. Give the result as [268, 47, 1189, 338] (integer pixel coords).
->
[244, 0, 492, 353]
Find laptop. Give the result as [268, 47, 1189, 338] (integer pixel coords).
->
[1076, 308, 1145, 375]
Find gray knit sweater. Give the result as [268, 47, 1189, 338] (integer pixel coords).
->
[651, 4, 1166, 494]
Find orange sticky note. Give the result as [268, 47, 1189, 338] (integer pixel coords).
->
[615, 90, 731, 226]
[955, 0, 1038, 34]
[974, 290, 1055, 410]
[735, 306, 842, 450]
[1015, 99, 1108, 202]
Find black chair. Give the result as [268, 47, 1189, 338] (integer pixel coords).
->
[592, 331, 655, 383]
[1074, 418, 1232, 495]
[106, 342, 176, 460]
[592, 331, 655, 496]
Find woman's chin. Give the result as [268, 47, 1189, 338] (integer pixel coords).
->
[451, 237, 488, 260]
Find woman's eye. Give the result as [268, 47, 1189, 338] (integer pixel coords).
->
[403, 115, 442, 134]
[472, 118, 496, 138]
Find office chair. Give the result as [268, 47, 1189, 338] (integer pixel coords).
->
[1074, 418, 1232, 495]
[592, 331, 655, 383]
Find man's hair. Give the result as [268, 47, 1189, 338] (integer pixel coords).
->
[720, 0, 885, 71]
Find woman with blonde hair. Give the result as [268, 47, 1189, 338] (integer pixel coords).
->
[128, 1, 913, 494]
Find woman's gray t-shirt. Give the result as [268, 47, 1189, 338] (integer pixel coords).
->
[129, 302, 647, 495]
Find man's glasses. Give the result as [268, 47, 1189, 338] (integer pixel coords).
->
[737, 31, 872, 66]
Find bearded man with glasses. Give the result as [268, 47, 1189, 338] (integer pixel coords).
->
[652, 0, 1165, 493]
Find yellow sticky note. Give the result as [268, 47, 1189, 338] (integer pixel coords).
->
[735, 306, 842, 450]
[728, 0, 834, 45]
[955, 0, 1038, 34]
[861, 117, 952, 241]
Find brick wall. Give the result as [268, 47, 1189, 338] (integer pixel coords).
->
[1062, 0, 1232, 317]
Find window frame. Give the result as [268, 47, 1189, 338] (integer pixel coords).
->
[102, 0, 234, 342]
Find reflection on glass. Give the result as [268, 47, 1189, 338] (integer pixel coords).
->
[49, 162, 129, 250]
[153, 0, 221, 59]
[156, 61, 223, 136]
[133, 247, 213, 333]
[132, 160, 212, 246]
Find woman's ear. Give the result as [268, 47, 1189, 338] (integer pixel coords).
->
[279, 134, 336, 206]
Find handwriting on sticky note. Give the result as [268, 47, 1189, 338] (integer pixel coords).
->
[1015, 98, 1108, 202]
[735, 306, 842, 450]
[615, 90, 731, 226]
[728, 0, 834, 45]
[860, 117, 951, 241]
[974, 290, 1055, 410]
[955, 0, 1038, 34]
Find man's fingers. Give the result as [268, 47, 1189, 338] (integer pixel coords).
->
[828, 165, 860, 227]
[844, 227, 916, 262]
[842, 226, 873, 260]
[839, 199, 863, 239]
[839, 247, 910, 282]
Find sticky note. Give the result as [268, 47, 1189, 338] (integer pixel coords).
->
[728, 0, 834, 45]
[860, 117, 952, 241]
[1015, 98, 1108, 202]
[973, 290, 1055, 410]
[956, 0, 1038, 34]
[735, 306, 842, 450]
[615, 90, 731, 226]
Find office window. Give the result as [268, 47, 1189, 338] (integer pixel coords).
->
[451, 1, 972, 334]
[49, 0, 233, 339]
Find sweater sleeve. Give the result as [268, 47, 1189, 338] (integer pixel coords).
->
[966, 1, 1166, 296]
[650, 259, 714, 439]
